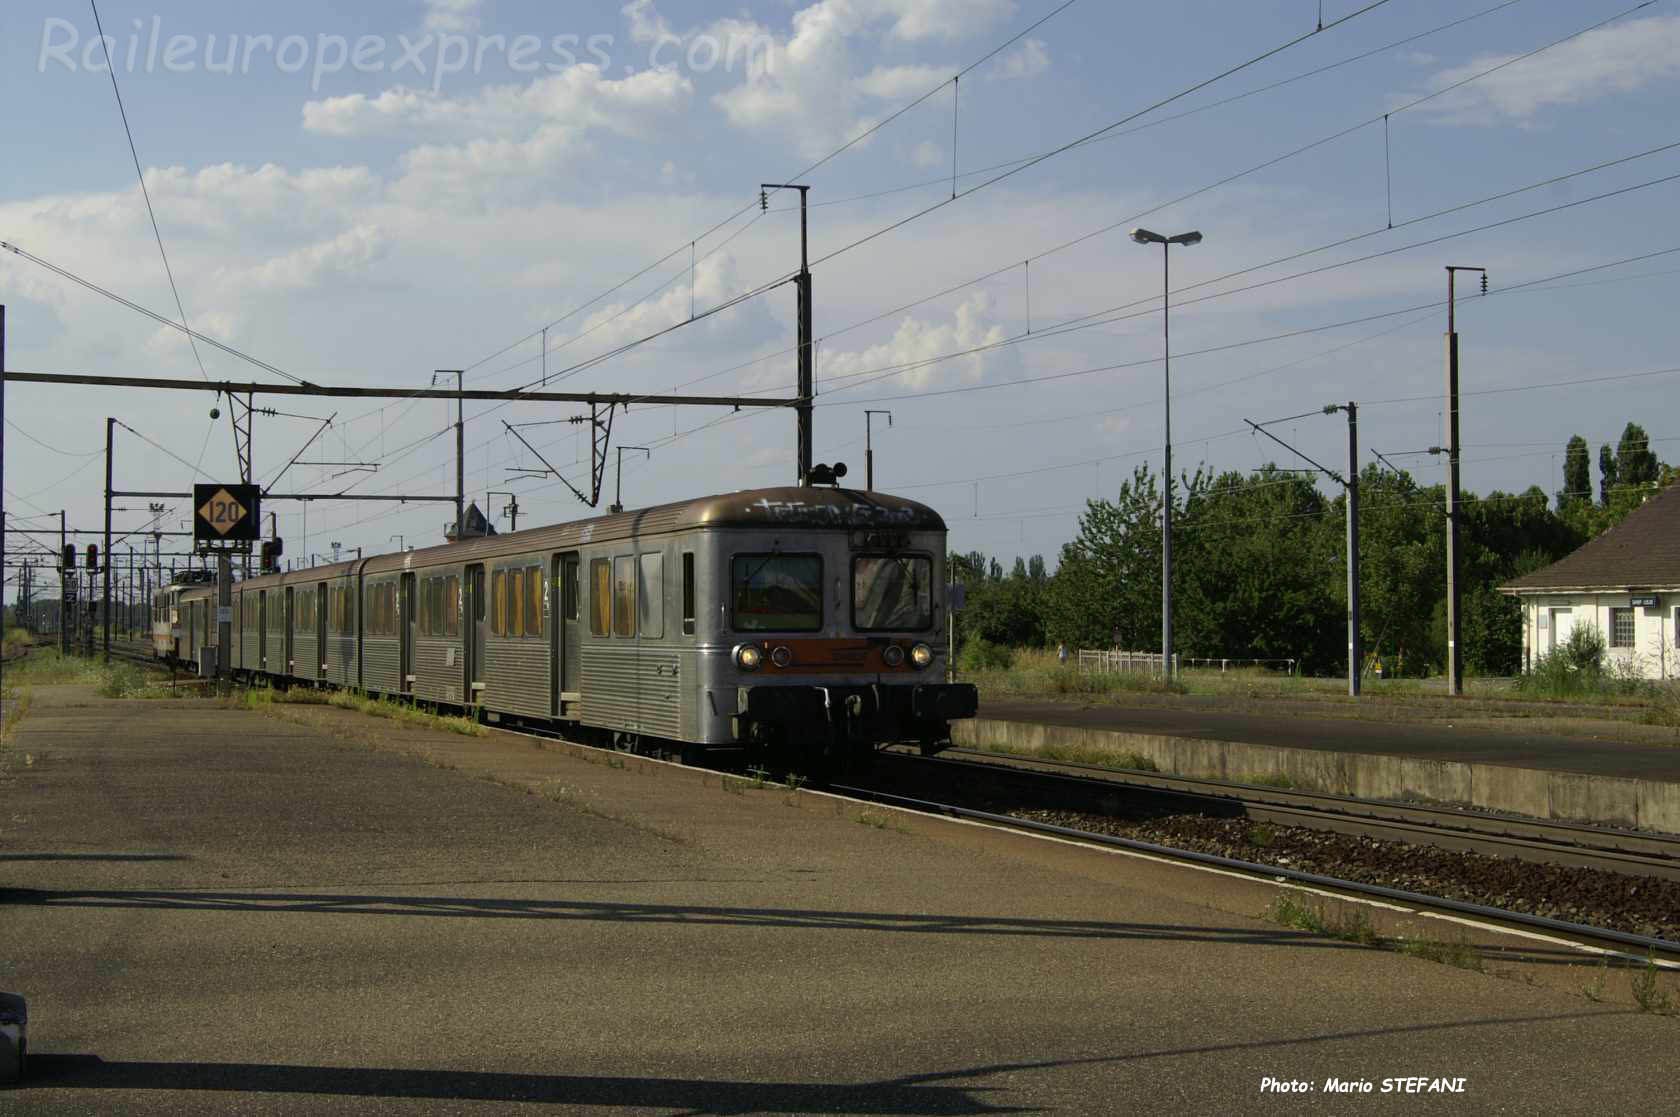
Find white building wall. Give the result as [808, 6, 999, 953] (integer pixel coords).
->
[1522, 590, 1678, 679]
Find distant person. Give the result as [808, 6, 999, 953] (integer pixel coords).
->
[1058, 642, 1068, 666]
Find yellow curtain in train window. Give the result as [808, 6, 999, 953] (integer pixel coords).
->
[590, 559, 611, 636]
[508, 568, 525, 639]
[525, 566, 544, 638]
[445, 575, 460, 637]
[492, 570, 506, 636]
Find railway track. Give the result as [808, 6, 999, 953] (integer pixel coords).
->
[878, 745, 1680, 880]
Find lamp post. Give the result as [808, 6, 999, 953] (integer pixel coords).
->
[864, 410, 892, 491]
[1130, 227, 1202, 680]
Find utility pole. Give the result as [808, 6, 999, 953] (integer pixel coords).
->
[488, 490, 520, 533]
[1248, 405, 1363, 697]
[865, 410, 892, 491]
[103, 417, 113, 663]
[435, 369, 465, 540]
[763, 183, 812, 485]
[1443, 266, 1486, 696]
[1325, 402, 1361, 696]
[610, 447, 651, 514]
[59, 510, 68, 656]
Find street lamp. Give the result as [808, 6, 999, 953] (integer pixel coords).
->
[1130, 227, 1202, 680]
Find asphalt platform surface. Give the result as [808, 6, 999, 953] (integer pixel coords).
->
[2, 685, 1676, 1114]
[980, 699, 1680, 781]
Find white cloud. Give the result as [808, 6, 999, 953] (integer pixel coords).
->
[420, 0, 482, 34]
[1405, 15, 1680, 125]
[225, 225, 388, 292]
[704, 0, 1013, 157]
[910, 140, 944, 169]
[821, 292, 1008, 391]
[856, 64, 952, 100]
[302, 67, 692, 139]
[990, 38, 1049, 81]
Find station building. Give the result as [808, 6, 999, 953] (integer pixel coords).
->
[1501, 482, 1680, 679]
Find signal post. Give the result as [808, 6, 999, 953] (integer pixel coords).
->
[193, 482, 260, 689]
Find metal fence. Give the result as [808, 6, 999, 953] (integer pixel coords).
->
[1077, 650, 1177, 677]
[1077, 650, 1296, 676]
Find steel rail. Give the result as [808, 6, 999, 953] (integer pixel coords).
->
[890, 745, 1680, 864]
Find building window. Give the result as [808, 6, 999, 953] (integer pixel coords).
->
[1610, 607, 1635, 648]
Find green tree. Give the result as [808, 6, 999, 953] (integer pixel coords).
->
[1558, 434, 1590, 506]
[1616, 422, 1659, 489]
[1598, 441, 1619, 506]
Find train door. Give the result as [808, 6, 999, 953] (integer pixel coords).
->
[284, 587, 295, 673]
[315, 584, 327, 679]
[258, 591, 268, 669]
[400, 571, 416, 692]
[465, 564, 485, 705]
[557, 553, 580, 713]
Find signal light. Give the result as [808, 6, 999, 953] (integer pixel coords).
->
[63, 544, 75, 570]
[86, 544, 99, 572]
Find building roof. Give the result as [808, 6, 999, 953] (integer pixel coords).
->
[1503, 481, 1680, 593]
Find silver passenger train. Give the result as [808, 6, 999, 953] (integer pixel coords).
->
[153, 486, 978, 769]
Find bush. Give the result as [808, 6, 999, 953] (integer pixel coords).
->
[98, 663, 146, 698]
[959, 638, 1015, 672]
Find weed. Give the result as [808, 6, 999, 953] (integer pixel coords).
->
[1630, 954, 1676, 1014]
[98, 664, 147, 698]
[720, 774, 749, 795]
[1265, 894, 1381, 946]
[1397, 936, 1485, 973]
[1582, 958, 1610, 1003]
[747, 766, 771, 789]
[1246, 824, 1275, 849]
[853, 808, 908, 833]
[604, 754, 626, 770]
[976, 741, 1160, 772]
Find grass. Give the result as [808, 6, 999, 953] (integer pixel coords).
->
[966, 648, 1188, 701]
[1266, 894, 1382, 947]
[242, 685, 485, 737]
[852, 807, 908, 833]
[1245, 824, 1276, 849]
[1396, 935, 1486, 973]
[1631, 954, 1677, 1015]
[1266, 893, 1506, 976]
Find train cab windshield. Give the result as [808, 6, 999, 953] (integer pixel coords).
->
[732, 554, 823, 632]
[852, 555, 932, 631]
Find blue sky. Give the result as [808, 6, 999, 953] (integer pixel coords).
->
[4, 0, 1679, 570]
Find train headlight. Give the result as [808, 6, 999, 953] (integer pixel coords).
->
[909, 643, 934, 670]
[734, 644, 763, 671]
[882, 644, 905, 668]
[770, 645, 794, 668]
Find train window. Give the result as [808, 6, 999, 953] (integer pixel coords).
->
[508, 569, 525, 638]
[638, 554, 663, 639]
[681, 553, 695, 636]
[589, 559, 610, 636]
[491, 570, 506, 636]
[731, 555, 822, 632]
[444, 575, 460, 637]
[612, 556, 636, 637]
[852, 555, 933, 632]
[525, 566, 544, 638]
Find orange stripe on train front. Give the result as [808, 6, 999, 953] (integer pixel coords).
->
[751, 638, 916, 673]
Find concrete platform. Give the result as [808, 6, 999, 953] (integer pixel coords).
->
[963, 700, 1680, 833]
[2, 686, 1677, 1114]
